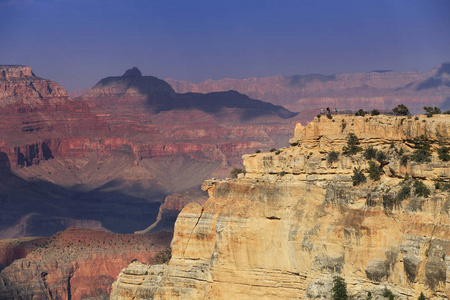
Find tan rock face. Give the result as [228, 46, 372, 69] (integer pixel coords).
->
[111, 115, 450, 300]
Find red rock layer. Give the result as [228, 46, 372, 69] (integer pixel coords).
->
[0, 227, 172, 300]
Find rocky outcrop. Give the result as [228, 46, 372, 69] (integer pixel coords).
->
[0, 227, 172, 300]
[111, 114, 450, 299]
[136, 190, 209, 234]
[166, 62, 450, 116]
[0, 65, 68, 107]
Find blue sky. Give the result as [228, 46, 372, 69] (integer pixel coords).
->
[1, 0, 449, 91]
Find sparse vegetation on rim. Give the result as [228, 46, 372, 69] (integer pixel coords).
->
[392, 104, 409, 115]
[231, 167, 246, 178]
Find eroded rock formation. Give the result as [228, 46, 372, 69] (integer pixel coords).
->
[0, 66, 303, 238]
[0, 228, 172, 300]
[111, 114, 450, 299]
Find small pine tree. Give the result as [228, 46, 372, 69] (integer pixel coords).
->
[327, 151, 340, 164]
[364, 146, 377, 160]
[367, 161, 382, 181]
[342, 133, 363, 155]
[331, 276, 348, 300]
[352, 168, 366, 186]
[438, 146, 450, 161]
[418, 292, 426, 300]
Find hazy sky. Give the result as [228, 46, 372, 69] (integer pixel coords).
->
[1, 0, 450, 91]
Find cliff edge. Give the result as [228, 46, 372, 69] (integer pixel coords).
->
[112, 113, 450, 299]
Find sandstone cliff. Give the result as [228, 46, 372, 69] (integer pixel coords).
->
[111, 114, 450, 299]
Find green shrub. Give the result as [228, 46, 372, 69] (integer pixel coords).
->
[152, 248, 172, 264]
[393, 104, 409, 116]
[316, 114, 321, 119]
[371, 109, 380, 116]
[230, 167, 246, 178]
[400, 155, 409, 166]
[444, 110, 450, 114]
[327, 151, 340, 164]
[423, 106, 441, 117]
[397, 186, 411, 201]
[342, 133, 363, 155]
[411, 135, 431, 163]
[275, 150, 281, 155]
[279, 171, 287, 177]
[270, 148, 277, 152]
[414, 180, 430, 198]
[376, 150, 387, 163]
[341, 122, 347, 132]
[438, 146, 450, 161]
[255, 149, 261, 153]
[327, 113, 333, 119]
[398, 148, 404, 156]
[331, 276, 348, 300]
[367, 161, 382, 181]
[355, 109, 366, 116]
[418, 292, 426, 300]
[364, 146, 377, 160]
[383, 287, 395, 300]
[352, 168, 366, 186]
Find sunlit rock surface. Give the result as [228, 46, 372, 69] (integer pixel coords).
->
[112, 114, 450, 300]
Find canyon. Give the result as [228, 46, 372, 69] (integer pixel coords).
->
[0, 227, 172, 299]
[111, 114, 450, 299]
[0, 65, 302, 299]
[2, 63, 450, 299]
[0, 65, 301, 239]
[166, 62, 450, 117]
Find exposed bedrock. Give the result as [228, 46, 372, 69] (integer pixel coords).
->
[111, 114, 450, 299]
[0, 228, 172, 300]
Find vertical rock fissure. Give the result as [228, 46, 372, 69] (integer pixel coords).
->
[182, 207, 204, 257]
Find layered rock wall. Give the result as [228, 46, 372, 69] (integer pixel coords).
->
[111, 114, 450, 299]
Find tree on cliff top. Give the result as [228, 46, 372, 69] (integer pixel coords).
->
[392, 104, 409, 116]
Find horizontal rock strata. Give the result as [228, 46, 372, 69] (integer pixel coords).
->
[111, 114, 450, 299]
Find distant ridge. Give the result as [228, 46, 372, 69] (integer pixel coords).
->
[83, 67, 298, 120]
[166, 62, 450, 115]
